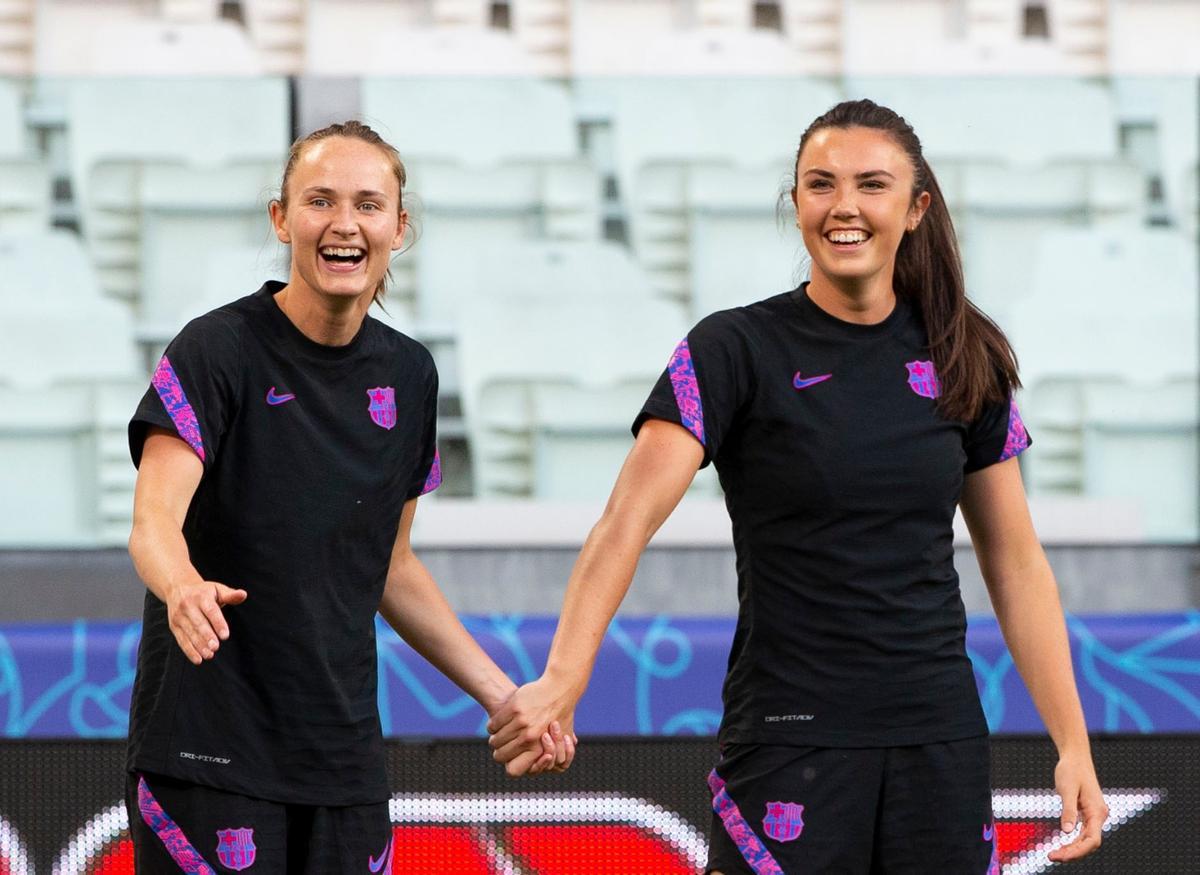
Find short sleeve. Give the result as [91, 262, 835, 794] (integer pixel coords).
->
[631, 311, 756, 468]
[964, 395, 1032, 473]
[406, 362, 441, 499]
[128, 315, 241, 469]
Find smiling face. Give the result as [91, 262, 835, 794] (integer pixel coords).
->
[270, 136, 407, 306]
[793, 125, 929, 301]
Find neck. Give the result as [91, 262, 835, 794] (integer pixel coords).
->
[273, 283, 370, 346]
[806, 268, 896, 325]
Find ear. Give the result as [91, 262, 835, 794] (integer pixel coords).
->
[392, 209, 409, 251]
[269, 200, 290, 244]
[908, 190, 931, 231]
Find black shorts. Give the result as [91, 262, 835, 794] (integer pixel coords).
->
[126, 772, 392, 874]
[706, 736, 1000, 875]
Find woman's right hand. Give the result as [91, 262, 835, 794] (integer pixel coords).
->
[166, 578, 248, 664]
[487, 676, 578, 777]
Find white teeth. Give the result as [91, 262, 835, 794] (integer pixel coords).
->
[320, 246, 365, 257]
[827, 230, 868, 244]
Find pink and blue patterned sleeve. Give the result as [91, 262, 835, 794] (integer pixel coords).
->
[998, 399, 1030, 463]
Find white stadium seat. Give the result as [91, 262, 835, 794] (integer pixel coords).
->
[0, 296, 143, 546]
[632, 159, 803, 314]
[410, 159, 602, 326]
[0, 229, 103, 302]
[844, 78, 1119, 165]
[361, 78, 578, 167]
[456, 241, 691, 497]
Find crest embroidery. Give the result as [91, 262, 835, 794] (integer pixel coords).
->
[367, 387, 397, 430]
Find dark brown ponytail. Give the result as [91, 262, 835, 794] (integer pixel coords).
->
[791, 99, 1020, 421]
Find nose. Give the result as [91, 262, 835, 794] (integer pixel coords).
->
[330, 201, 358, 236]
[831, 184, 859, 218]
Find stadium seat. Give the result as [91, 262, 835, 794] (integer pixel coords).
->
[586, 76, 837, 192]
[0, 77, 50, 231]
[1113, 77, 1199, 233]
[63, 77, 289, 225]
[62, 76, 287, 314]
[632, 159, 803, 314]
[1081, 378, 1198, 542]
[456, 244, 690, 497]
[0, 296, 143, 546]
[411, 161, 603, 326]
[0, 155, 50, 230]
[1009, 228, 1197, 387]
[953, 158, 1146, 326]
[54, 19, 262, 75]
[0, 229, 103, 301]
[843, 78, 1119, 165]
[0, 75, 23, 152]
[361, 78, 578, 167]
[1022, 377, 1198, 542]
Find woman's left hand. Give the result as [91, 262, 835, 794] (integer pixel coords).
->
[1047, 753, 1109, 862]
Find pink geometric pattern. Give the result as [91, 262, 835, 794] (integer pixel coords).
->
[151, 356, 205, 462]
[998, 400, 1030, 462]
[667, 339, 705, 446]
[420, 449, 442, 495]
[707, 769, 784, 875]
[136, 776, 216, 875]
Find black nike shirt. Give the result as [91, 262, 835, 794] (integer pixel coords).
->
[635, 284, 1030, 747]
[128, 282, 441, 804]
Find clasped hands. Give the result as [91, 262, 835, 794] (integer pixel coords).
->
[487, 676, 578, 777]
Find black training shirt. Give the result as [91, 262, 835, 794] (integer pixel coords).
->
[634, 284, 1030, 747]
[128, 282, 440, 804]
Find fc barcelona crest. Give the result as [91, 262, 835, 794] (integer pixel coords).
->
[763, 801, 805, 843]
[367, 386, 397, 430]
[905, 360, 941, 399]
[216, 827, 256, 871]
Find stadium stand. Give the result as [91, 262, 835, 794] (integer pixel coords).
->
[0, 77, 50, 231]
[61, 78, 288, 310]
[456, 240, 693, 497]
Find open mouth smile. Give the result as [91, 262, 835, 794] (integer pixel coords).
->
[319, 245, 366, 270]
[824, 229, 871, 248]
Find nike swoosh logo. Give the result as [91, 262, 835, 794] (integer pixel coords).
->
[368, 837, 393, 873]
[793, 373, 832, 390]
[265, 387, 296, 406]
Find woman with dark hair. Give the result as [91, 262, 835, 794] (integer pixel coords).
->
[488, 100, 1106, 872]
[124, 120, 569, 874]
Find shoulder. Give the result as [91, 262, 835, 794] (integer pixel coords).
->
[690, 291, 791, 350]
[167, 296, 254, 362]
[364, 315, 437, 378]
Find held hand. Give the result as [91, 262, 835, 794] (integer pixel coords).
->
[1047, 753, 1108, 863]
[487, 677, 578, 778]
[166, 580, 248, 665]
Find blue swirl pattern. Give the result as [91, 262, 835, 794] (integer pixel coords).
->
[0, 614, 1196, 738]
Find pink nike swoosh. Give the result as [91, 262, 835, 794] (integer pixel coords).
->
[793, 373, 832, 390]
[265, 387, 296, 406]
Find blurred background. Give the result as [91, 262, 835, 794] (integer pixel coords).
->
[0, 2, 1197, 873]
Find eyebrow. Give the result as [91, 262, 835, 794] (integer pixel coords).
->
[301, 186, 390, 199]
[803, 169, 896, 180]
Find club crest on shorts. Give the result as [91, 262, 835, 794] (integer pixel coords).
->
[762, 801, 805, 842]
[905, 360, 941, 399]
[216, 827, 256, 870]
[367, 387, 397, 430]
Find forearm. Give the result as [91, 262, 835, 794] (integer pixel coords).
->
[379, 551, 515, 714]
[986, 549, 1090, 755]
[543, 508, 651, 700]
[128, 508, 204, 605]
